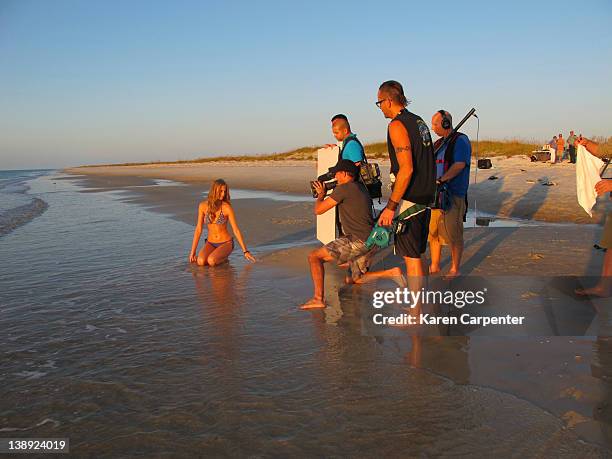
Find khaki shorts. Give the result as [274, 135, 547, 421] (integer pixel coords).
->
[428, 209, 449, 245]
[429, 195, 466, 245]
[602, 212, 612, 249]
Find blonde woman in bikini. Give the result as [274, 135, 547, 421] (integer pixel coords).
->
[189, 179, 256, 266]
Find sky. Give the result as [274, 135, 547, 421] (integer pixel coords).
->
[1, 0, 611, 169]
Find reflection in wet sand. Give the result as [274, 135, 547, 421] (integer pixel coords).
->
[331, 279, 471, 384]
[192, 264, 253, 361]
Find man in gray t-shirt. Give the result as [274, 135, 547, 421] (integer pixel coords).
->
[301, 160, 375, 310]
[329, 180, 374, 241]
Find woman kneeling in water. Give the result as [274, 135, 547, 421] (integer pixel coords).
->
[189, 179, 256, 266]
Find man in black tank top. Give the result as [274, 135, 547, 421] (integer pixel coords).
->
[375, 80, 435, 278]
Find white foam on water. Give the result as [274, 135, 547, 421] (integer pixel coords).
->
[14, 371, 47, 380]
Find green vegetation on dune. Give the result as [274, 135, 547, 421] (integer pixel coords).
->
[472, 140, 540, 158]
[77, 137, 611, 168]
[364, 139, 542, 159]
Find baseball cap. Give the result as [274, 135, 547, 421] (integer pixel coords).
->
[329, 159, 359, 177]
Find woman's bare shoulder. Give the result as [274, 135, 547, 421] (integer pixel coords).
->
[198, 200, 208, 212]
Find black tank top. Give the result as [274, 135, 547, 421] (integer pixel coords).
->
[387, 109, 435, 204]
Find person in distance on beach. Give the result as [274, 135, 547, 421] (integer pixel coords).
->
[189, 179, 256, 266]
[556, 133, 565, 163]
[549, 135, 558, 163]
[567, 130, 577, 163]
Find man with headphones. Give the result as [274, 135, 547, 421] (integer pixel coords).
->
[429, 110, 472, 278]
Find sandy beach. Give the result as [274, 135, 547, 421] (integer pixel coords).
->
[6, 1, 612, 455]
[63, 162, 606, 278]
[2, 161, 610, 456]
[65, 154, 610, 281]
[66, 155, 608, 225]
[54, 165, 612, 450]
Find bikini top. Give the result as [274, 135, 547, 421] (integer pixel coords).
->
[205, 207, 228, 225]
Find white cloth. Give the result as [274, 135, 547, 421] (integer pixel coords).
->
[576, 144, 604, 217]
[548, 145, 556, 163]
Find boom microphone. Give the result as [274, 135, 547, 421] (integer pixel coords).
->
[434, 107, 477, 155]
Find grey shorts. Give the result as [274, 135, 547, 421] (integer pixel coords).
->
[325, 235, 375, 281]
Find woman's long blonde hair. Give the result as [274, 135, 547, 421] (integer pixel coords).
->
[207, 179, 230, 219]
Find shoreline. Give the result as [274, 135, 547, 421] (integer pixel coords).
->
[64, 155, 608, 225]
[53, 169, 611, 450]
[60, 169, 604, 279]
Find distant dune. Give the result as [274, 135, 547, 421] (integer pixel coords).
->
[72, 139, 551, 168]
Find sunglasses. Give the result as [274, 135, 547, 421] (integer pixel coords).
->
[375, 99, 387, 107]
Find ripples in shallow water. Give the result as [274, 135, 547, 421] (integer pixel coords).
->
[0, 173, 610, 456]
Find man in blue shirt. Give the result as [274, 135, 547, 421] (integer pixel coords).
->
[329, 114, 365, 164]
[428, 110, 472, 278]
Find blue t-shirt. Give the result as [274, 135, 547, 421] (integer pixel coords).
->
[437, 134, 471, 197]
[342, 135, 365, 163]
[434, 145, 446, 179]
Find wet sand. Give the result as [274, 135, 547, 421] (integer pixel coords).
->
[56, 169, 612, 450]
[66, 154, 609, 224]
[62, 169, 605, 278]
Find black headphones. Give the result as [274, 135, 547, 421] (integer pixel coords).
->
[438, 110, 451, 130]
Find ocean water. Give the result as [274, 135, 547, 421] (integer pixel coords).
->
[0, 169, 53, 237]
[0, 171, 609, 456]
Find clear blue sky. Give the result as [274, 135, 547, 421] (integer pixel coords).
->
[1, 0, 611, 169]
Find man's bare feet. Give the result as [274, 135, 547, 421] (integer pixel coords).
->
[575, 286, 612, 298]
[389, 267, 407, 287]
[429, 265, 441, 275]
[444, 269, 461, 280]
[354, 267, 405, 286]
[300, 298, 326, 309]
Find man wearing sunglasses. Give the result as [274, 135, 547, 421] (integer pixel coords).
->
[375, 80, 435, 278]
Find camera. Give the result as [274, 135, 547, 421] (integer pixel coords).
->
[310, 171, 337, 198]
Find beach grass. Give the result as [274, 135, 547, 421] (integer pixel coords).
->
[79, 138, 610, 167]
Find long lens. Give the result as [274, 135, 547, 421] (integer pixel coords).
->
[310, 179, 337, 198]
[325, 180, 337, 192]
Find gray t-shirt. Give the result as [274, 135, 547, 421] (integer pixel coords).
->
[329, 181, 374, 241]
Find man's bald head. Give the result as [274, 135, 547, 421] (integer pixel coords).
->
[331, 114, 351, 141]
[332, 117, 350, 130]
[431, 110, 452, 137]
